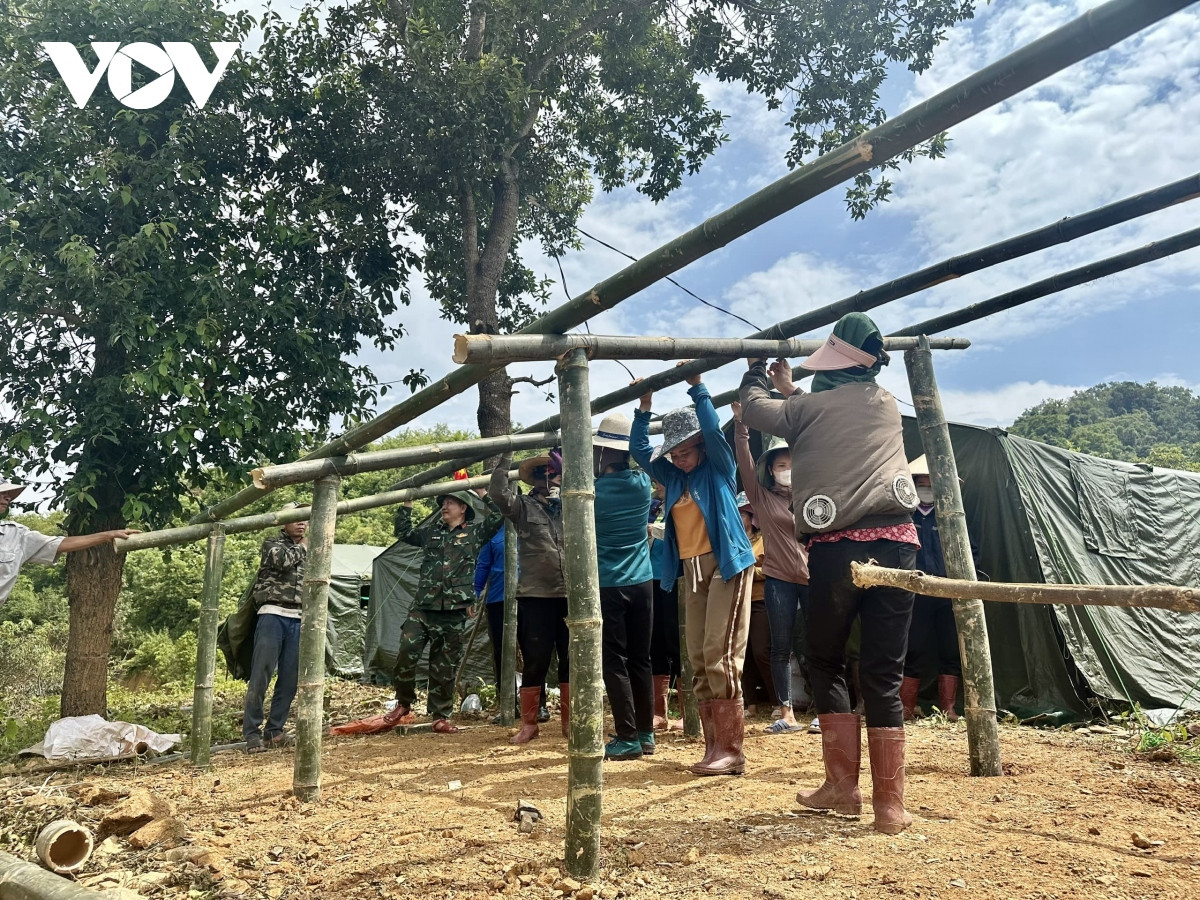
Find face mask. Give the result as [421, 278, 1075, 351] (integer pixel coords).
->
[916, 486, 935, 506]
[774, 469, 792, 488]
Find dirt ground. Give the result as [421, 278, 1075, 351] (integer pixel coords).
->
[3, 705, 1200, 900]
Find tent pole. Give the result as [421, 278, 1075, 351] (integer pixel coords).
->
[190, 525, 226, 768]
[676, 578, 700, 738]
[557, 348, 604, 880]
[293, 474, 340, 802]
[500, 525, 519, 727]
[904, 338, 1002, 778]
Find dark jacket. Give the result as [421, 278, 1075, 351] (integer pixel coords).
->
[251, 533, 307, 610]
[489, 466, 567, 598]
[394, 500, 503, 611]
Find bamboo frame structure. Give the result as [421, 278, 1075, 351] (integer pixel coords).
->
[557, 349, 604, 880]
[851, 563, 1200, 614]
[190, 526, 226, 768]
[499, 525, 519, 727]
[904, 338, 1002, 778]
[293, 474, 340, 802]
[399, 171, 1200, 491]
[452, 335, 971, 365]
[187, 0, 1191, 526]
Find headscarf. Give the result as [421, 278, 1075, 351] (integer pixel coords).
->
[810, 312, 890, 393]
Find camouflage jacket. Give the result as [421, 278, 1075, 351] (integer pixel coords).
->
[252, 533, 307, 610]
[394, 501, 504, 611]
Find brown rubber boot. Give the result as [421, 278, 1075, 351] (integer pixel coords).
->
[796, 712, 862, 815]
[691, 699, 745, 776]
[510, 686, 541, 745]
[868, 727, 914, 834]
[692, 699, 716, 770]
[900, 676, 921, 722]
[938, 675, 960, 722]
[559, 683, 570, 738]
[653, 674, 671, 731]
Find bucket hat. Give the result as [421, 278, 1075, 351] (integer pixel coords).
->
[593, 412, 632, 451]
[755, 434, 791, 487]
[659, 407, 702, 455]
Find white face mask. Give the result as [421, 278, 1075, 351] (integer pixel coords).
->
[916, 486, 935, 506]
[774, 469, 792, 488]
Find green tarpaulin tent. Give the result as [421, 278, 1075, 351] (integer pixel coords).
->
[901, 419, 1200, 722]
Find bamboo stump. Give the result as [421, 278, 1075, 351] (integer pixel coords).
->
[190, 526, 226, 768]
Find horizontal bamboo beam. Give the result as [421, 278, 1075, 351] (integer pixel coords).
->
[188, 0, 1192, 525]
[851, 563, 1200, 614]
[115, 470, 512, 553]
[452, 334, 971, 365]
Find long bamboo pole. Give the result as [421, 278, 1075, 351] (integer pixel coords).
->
[293, 474, 339, 802]
[190, 526, 226, 768]
[904, 338, 1002, 777]
[558, 348, 604, 880]
[452, 335, 971, 365]
[190, 0, 1192, 525]
[0, 849, 114, 899]
[676, 579, 701, 738]
[851, 563, 1200, 614]
[500, 524, 519, 727]
[400, 171, 1200, 491]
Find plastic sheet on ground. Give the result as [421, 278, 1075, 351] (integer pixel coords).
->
[20, 714, 180, 760]
[329, 713, 397, 736]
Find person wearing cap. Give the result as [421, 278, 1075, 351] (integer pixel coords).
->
[737, 493, 774, 716]
[243, 505, 310, 752]
[739, 312, 921, 834]
[730, 403, 811, 735]
[386, 490, 504, 734]
[0, 480, 140, 605]
[631, 367, 757, 777]
[490, 450, 570, 744]
[901, 455, 974, 723]
[592, 412, 656, 760]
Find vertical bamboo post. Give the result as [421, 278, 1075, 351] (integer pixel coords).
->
[904, 337, 1002, 777]
[675, 579, 700, 737]
[292, 474, 340, 802]
[557, 348, 604, 880]
[190, 526, 226, 768]
[500, 525, 519, 727]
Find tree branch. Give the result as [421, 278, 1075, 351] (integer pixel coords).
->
[511, 374, 555, 389]
[464, 2, 486, 61]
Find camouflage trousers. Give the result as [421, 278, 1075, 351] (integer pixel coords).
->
[392, 608, 468, 720]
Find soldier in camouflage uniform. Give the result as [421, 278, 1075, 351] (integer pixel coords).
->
[243, 509, 308, 752]
[385, 490, 503, 734]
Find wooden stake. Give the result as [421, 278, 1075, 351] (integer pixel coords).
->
[293, 473, 339, 802]
[676, 578, 701, 738]
[851, 563, 1200, 614]
[500, 524, 519, 727]
[904, 338, 1002, 777]
[190, 526, 225, 769]
[557, 348, 604, 880]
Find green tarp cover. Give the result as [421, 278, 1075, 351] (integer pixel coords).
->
[901, 419, 1200, 720]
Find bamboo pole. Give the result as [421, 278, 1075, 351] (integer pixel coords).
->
[452, 335, 971, 365]
[676, 578, 700, 738]
[557, 348, 604, 880]
[293, 474, 339, 803]
[0, 849, 113, 899]
[401, 172, 1200, 492]
[850, 563, 1200, 614]
[500, 524, 519, 727]
[190, 526, 226, 768]
[115, 470, 515, 554]
[189, 0, 1191, 525]
[904, 338, 1002, 777]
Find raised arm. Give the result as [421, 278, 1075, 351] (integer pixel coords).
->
[688, 379, 736, 479]
[489, 457, 522, 521]
[732, 416, 764, 506]
[392, 504, 429, 547]
[739, 360, 791, 439]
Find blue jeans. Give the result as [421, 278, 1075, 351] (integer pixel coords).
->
[243, 613, 301, 741]
[763, 578, 806, 709]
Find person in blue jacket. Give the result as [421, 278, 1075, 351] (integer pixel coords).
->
[631, 367, 756, 776]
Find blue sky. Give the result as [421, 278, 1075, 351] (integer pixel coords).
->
[220, 1, 1200, 434]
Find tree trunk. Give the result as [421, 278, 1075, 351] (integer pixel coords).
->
[61, 519, 125, 717]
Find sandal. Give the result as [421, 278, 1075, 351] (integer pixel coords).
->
[383, 703, 415, 727]
[432, 718, 461, 734]
[765, 718, 805, 734]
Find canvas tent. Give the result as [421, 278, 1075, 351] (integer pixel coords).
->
[900, 419, 1200, 722]
[219, 543, 386, 680]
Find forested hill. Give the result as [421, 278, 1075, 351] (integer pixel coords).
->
[1009, 382, 1200, 472]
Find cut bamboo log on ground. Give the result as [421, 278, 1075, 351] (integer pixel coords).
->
[676, 578, 700, 738]
[293, 474, 340, 803]
[190, 526, 226, 768]
[500, 525, 519, 727]
[851, 564, 1200, 614]
[557, 348, 604, 881]
[452, 335, 970, 365]
[0, 848, 112, 899]
[905, 338, 1002, 778]
[188, 0, 1192, 526]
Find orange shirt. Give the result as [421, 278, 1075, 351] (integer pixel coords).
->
[671, 490, 713, 559]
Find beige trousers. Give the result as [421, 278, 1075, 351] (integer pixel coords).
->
[682, 552, 753, 701]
